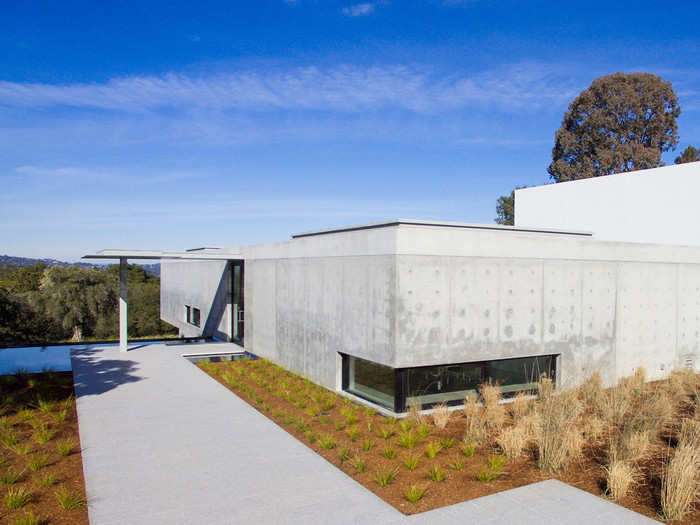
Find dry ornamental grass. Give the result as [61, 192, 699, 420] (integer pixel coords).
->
[199, 358, 700, 523]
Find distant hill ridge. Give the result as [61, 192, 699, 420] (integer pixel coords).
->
[0, 254, 160, 276]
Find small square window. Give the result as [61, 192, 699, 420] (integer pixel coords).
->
[192, 308, 201, 327]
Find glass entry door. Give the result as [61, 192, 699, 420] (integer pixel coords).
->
[230, 261, 244, 344]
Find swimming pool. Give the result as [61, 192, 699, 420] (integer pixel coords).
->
[0, 343, 119, 375]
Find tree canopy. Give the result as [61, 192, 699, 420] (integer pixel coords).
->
[0, 263, 176, 346]
[494, 187, 528, 225]
[548, 72, 680, 182]
[674, 145, 699, 164]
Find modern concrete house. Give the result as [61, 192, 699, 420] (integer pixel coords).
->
[155, 217, 700, 414]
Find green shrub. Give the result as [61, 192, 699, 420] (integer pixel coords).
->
[319, 435, 336, 450]
[52, 409, 68, 423]
[449, 458, 465, 470]
[476, 467, 497, 482]
[57, 439, 76, 457]
[351, 455, 366, 473]
[11, 443, 32, 456]
[16, 410, 33, 422]
[425, 441, 442, 459]
[427, 464, 447, 482]
[460, 442, 476, 457]
[397, 431, 418, 449]
[439, 437, 455, 449]
[381, 446, 396, 459]
[417, 424, 431, 438]
[36, 472, 56, 487]
[55, 486, 86, 510]
[403, 453, 420, 471]
[12, 510, 40, 525]
[34, 425, 56, 445]
[27, 454, 49, 472]
[0, 467, 24, 485]
[374, 466, 399, 487]
[488, 454, 507, 470]
[5, 487, 31, 509]
[404, 484, 426, 503]
[378, 426, 395, 440]
[0, 431, 20, 447]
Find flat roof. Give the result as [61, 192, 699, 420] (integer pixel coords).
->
[83, 249, 236, 260]
[291, 218, 593, 238]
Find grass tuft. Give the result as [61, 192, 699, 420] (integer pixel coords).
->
[318, 435, 336, 450]
[381, 446, 396, 460]
[427, 463, 447, 482]
[361, 439, 375, 452]
[604, 460, 638, 502]
[55, 486, 86, 510]
[424, 441, 442, 459]
[12, 510, 41, 525]
[448, 458, 465, 470]
[404, 484, 426, 503]
[0, 467, 24, 485]
[660, 432, 699, 521]
[27, 454, 49, 472]
[397, 431, 418, 449]
[403, 453, 420, 471]
[373, 466, 399, 487]
[431, 402, 451, 429]
[5, 486, 32, 509]
[351, 456, 366, 473]
[57, 439, 76, 457]
[36, 472, 56, 487]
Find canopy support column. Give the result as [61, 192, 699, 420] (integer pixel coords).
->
[119, 257, 128, 352]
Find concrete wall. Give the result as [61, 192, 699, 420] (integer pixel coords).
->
[395, 255, 700, 388]
[161, 220, 700, 401]
[245, 256, 396, 389]
[515, 162, 700, 246]
[161, 260, 231, 340]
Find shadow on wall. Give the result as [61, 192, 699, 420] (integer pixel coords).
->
[71, 347, 143, 397]
[202, 267, 230, 341]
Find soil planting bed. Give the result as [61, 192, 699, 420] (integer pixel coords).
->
[0, 372, 88, 525]
[199, 360, 699, 523]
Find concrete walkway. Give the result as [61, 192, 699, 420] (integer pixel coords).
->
[71, 344, 659, 525]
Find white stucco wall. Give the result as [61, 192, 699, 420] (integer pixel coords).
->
[515, 162, 700, 246]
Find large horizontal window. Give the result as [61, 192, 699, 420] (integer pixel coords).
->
[342, 355, 396, 411]
[405, 355, 556, 409]
[342, 354, 556, 413]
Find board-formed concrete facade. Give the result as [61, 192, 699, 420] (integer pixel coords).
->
[161, 220, 700, 412]
[515, 161, 700, 246]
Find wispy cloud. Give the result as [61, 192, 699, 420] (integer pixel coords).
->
[0, 62, 578, 115]
[342, 3, 375, 17]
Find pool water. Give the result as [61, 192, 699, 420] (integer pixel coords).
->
[0, 343, 117, 375]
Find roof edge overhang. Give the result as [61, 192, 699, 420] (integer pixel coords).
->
[291, 218, 593, 239]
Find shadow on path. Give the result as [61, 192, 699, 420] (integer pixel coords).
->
[71, 348, 143, 397]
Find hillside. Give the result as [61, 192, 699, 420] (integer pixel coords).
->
[0, 254, 160, 276]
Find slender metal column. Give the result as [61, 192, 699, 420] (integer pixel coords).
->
[119, 257, 128, 352]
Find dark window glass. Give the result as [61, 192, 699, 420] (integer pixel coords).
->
[345, 356, 395, 410]
[185, 305, 191, 323]
[405, 355, 556, 407]
[192, 308, 201, 327]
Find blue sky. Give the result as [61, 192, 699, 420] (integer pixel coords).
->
[2, 1, 699, 261]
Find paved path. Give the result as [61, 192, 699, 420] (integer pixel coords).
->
[72, 344, 659, 525]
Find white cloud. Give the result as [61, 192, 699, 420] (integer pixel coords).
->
[342, 3, 375, 17]
[0, 62, 578, 115]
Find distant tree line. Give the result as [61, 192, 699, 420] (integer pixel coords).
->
[0, 263, 177, 346]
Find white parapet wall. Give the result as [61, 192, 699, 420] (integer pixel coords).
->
[515, 162, 700, 246]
